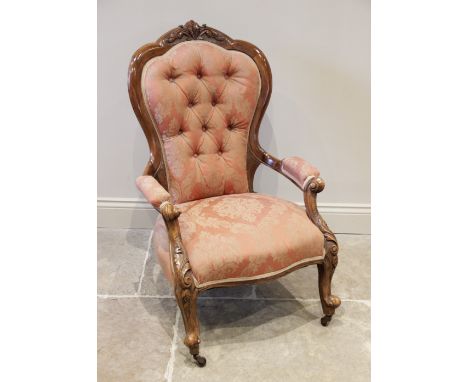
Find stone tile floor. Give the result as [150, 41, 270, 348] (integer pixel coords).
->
[98, 229, 370, 382]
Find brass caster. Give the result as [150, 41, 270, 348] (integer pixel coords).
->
[321, 315, 332, 327]
[193, 354, 206, 367]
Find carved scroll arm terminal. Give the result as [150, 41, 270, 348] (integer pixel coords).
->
[302, 177, 338, 250]
[158, 201, 193, 285]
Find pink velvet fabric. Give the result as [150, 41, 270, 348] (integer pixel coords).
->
[142, 41, 261, 204]
[281, 157, 320, 190]
[136, 176, 171, 208]
[154, 193, 324, 286]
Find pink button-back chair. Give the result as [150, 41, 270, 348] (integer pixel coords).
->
[128, 21, 341, 367]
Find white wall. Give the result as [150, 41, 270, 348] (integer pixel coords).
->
[98, 0, 370, 232]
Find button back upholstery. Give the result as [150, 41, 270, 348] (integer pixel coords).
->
[142, 41, 261, 203]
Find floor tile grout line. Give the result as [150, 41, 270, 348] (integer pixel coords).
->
[136, 230, 153, 295]
[97, 294, 370, 304]
[164, 309, 180, 382]
[343, 298, 371, 306]
[98, 294, 174, 299]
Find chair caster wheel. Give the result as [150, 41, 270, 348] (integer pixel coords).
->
[193, 354, 206, 367]
[321, 315, 332, 327]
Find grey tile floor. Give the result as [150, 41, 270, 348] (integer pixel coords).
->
[98, 229, 370, 382]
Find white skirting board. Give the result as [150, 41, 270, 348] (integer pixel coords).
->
[97, 197, 370, 234]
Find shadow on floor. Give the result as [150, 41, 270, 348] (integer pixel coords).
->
[139, 276, 318, 346]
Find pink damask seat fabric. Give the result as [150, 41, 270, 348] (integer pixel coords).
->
[142, 41, 261, 204]
[154, 193, 325, 287]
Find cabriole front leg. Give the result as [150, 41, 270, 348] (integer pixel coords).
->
[318, 241, 341, 326]
[174, 279, 205, 367]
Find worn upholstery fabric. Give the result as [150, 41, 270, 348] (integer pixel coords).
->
[281, 156, 320, 190]
[142, 41, 261, 204]
[154, 193, 324, 286]
[136, 176, 171, 208]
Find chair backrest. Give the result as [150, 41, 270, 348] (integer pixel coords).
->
[128, 21, 273, 204]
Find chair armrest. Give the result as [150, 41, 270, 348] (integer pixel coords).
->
[254, 150, 335, 259]
[136, 175, 171, 209]
[281, 156, 320, 190]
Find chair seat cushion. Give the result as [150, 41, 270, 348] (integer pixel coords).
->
[154, 193, 325, 287]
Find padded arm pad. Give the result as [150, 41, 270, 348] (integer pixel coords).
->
[281, 156, 320, 190]
[136, 176, 171, 208]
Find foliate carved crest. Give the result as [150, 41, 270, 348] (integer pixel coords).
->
[158, 20, 230, 47]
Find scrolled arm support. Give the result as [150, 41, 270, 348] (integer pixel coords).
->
[159, 201, 200, 352]
[303, 177, 338, 253]
[159, 202, 194, 289]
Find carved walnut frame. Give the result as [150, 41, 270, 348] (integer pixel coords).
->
[128, 20, 341, 367]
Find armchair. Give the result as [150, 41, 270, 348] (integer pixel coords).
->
[128, 21, 340, 367]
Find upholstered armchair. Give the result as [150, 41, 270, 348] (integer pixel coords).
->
[128, 21, 340, 367]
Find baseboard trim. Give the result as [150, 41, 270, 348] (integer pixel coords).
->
[97, 197, 370, 234]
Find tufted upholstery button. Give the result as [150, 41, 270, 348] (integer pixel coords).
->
[218, 150, 223, 155]
[188, 101, 194, 108]
[196, 72, 202, 79]
[211, 99, 217, 107]
[227, 123, 234, 130]
[193, 153, 198, 158]
[178, 129, 183, 135]
[201, 125, 207, 132]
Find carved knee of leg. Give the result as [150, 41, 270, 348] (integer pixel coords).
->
[184, 333, 200, 353]
[325, 295, 341, 309]
[318, 266, 341, 316]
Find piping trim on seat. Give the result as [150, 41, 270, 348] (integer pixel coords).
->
[193, 254, 325, 289]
